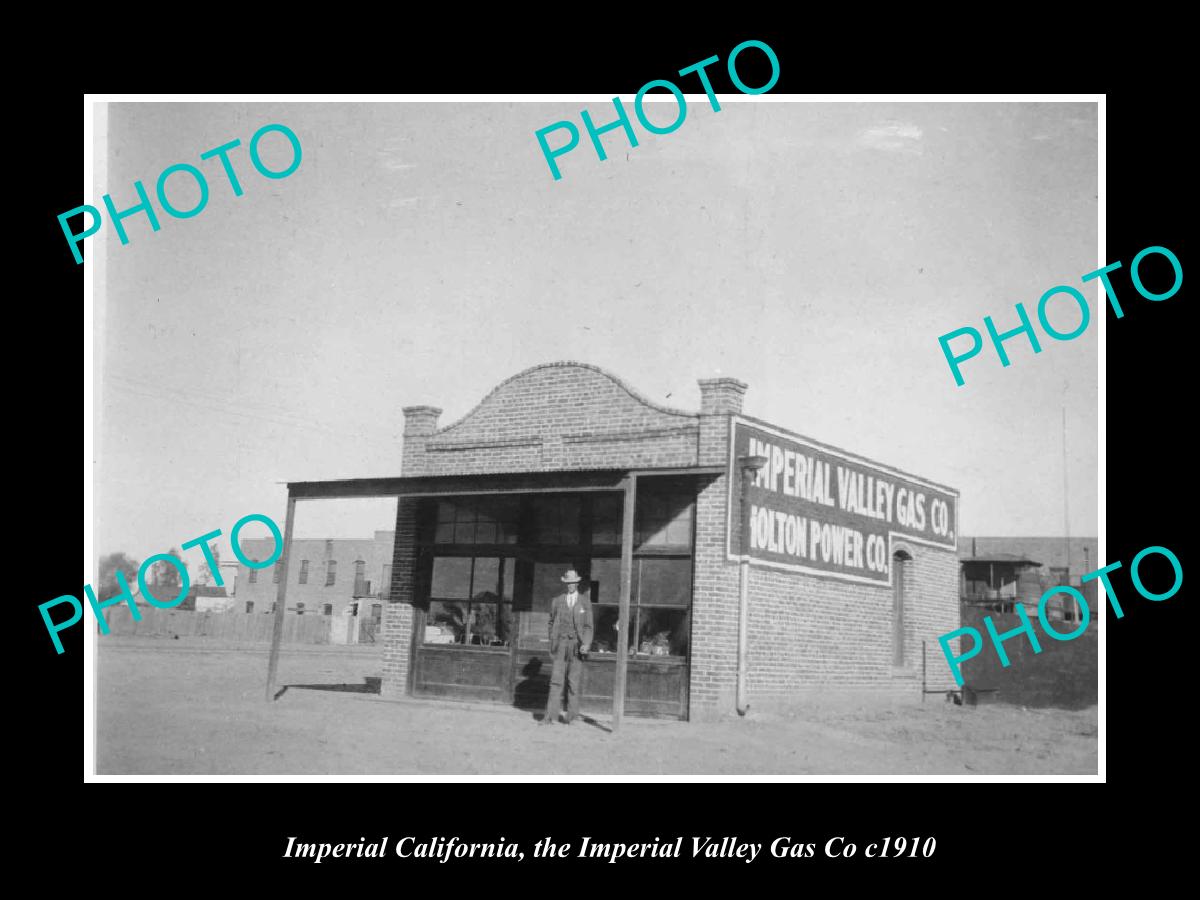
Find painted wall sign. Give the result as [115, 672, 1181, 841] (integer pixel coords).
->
[726, 418, 958, 585]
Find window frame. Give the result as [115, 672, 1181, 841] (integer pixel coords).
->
[424, 554, 515, 648]
[415, 489, 696, 660]
[591, 555, 693, 658]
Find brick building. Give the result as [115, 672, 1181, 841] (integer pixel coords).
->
[236, 532, 394, 619]
[284, 362, 961, 720]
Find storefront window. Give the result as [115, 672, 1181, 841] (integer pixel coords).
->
[636, 487, 693, 548]
[530, 495, 581, 545]
[637, 558, 691, 606]
[588, 558, 622, 605]
[476, 497, 521, 544]
[434, 498, 519, 544]
[418, 490, 694, 660]
[588, 558, 626, 654]
[430, 557, 472, 596]
[425, 556, 515, 647]
[591, 604, 624, 654]
[427, 600, 467, 643]
[589, 557, 691, 658]
[636, 607, 689, 657]
[591, 494, 623, 546]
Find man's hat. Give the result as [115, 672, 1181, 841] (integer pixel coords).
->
[561, 569, 582, 584]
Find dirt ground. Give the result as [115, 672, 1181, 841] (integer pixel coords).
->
[94, 637, 1098, 776]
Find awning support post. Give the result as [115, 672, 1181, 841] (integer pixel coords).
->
[614, 475, 637, 732]
[265, 494, 297, 702]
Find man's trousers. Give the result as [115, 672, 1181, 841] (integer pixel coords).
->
[545, 638, 584, 722]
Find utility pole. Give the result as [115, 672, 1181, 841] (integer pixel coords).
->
[1062, 403, 1075, 620]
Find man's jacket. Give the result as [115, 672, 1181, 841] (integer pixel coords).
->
[547, 591, 594, 654]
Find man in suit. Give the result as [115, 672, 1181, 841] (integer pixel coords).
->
[539, 568, 593, 725]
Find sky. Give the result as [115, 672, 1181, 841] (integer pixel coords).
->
[93, 99, 1098, 573]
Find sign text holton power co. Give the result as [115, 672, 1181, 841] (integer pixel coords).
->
[727, 419, 958, 585]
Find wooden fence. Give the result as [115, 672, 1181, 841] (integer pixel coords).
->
[960, 607, 1098, 709]
[105, 608, 334, 644]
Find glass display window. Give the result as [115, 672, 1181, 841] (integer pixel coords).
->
[434, 498, 520, 544]
[636, 484, 694, 549]
[591, 493, 623, 546]
[529, 495, 582, 545]
[588, 557, 692, 658]
[418, 489, 695, 660]
[425, 556, 515, 647]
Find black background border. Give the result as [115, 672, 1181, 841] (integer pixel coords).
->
[23, 24, 1190, 883]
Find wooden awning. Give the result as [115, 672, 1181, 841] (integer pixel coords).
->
[285, 466, 725, 500]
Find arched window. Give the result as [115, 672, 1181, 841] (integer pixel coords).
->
[326, 559, 337, 586]
[248, 568, 258, 584]
[299, 560, 310, 584]
[892, 549, 912, 666]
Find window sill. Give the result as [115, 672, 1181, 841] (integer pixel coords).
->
[588, 653, 686, 665]
[420, 643, 510, 653]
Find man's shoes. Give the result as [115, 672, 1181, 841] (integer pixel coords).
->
[564, 716, 574, 725]
[538, 716, 554, 726]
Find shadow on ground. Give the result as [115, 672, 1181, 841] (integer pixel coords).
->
[276, 676, 382, 699]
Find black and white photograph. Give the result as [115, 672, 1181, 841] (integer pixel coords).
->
[77, 92, 1109, 781]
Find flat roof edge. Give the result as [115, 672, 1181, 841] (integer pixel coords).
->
[284, 466, 725, 500]
[732, 413, 960, 496]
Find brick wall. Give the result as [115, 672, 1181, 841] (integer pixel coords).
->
[689, 380, 745, 715]
[741, 543, 960, 705]
[381, 499, 418, 698]
[401, 362, 700, 476]
[688, 410, 959, 718]
[690, 472, 742, 714]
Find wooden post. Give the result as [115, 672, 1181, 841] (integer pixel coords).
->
[614, 476, 637, 732]
[265, 494, 297, 701]
[921, 639, 926, 703]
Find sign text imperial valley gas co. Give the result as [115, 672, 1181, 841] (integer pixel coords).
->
[727, 419, 958, 585]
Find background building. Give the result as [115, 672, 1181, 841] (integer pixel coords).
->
[958, 535, 1099, 619]
[235, 531, 395, 619]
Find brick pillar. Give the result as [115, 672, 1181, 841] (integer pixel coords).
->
[697, 377, 748, 416]
[696, 378, 746, 466]
[381, 497, 419, 698]
[691, 376, 747, 718]
[401, 405, 442, 476]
